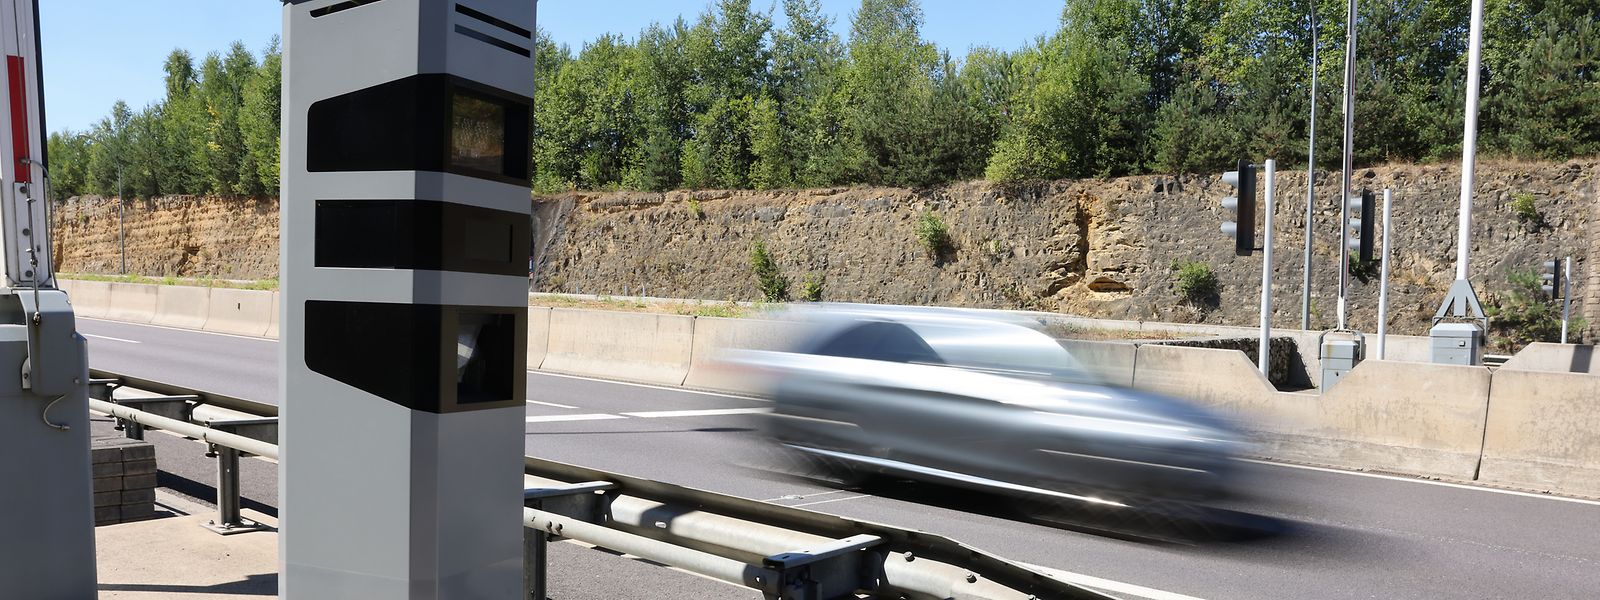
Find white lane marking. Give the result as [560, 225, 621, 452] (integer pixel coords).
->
[528, 369, 765, 402]
[1239, 458, 1600, 507]
[1022, 563, 1209, 600]
[790, 494, 870, 508]
[621, 407, 771, 418]
[84, 333, 142, 344]
[80, 317, 276, 342]
[527, 400, 579, 409]
[525, 413, 626, 423]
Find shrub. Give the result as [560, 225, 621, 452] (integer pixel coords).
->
[687, 199, 704, 219]
[1487, 270, 1586, 350]
[801, 273, 824, 302]
[1511, 193, 1540, 224]
[1173, 260, 1219, 305]
[749, 240, 788, 302]
[915, 211, 952, 259]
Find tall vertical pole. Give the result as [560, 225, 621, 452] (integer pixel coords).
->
[1337, 0, 1357, 330]
[1259, 160, 1277, 377]
[1457, 0, 1485, 282]
[1377, 189, 1393, 359]
[118, 169, 126, 274]
[1302, 5, 1319, 331]
[1562, 257, 1572, 343]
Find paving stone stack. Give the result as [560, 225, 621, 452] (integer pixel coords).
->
[92, 436, 157, 525]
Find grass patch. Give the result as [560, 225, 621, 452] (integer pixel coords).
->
[59, 273, 279, 290]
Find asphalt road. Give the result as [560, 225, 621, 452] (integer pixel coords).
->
[80, 317, 1600, 600]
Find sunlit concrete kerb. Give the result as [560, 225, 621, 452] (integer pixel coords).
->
[279, 1, 536, 598]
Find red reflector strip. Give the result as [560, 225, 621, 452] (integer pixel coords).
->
[7, 55, 31, 184]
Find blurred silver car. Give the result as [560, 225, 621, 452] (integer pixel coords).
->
[730, 305, 1245, 508]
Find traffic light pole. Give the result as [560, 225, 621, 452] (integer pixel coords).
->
[1302, 6, 1318, 331]
[1562, 257, 1572, 343]
[1337, 0, 1357, 331]
[1258, 160, 1277, 377]
[1377, 189, 1393, 359]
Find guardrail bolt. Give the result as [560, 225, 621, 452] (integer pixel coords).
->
[966, 574, 977, 583]
[903, 553, 914, 562]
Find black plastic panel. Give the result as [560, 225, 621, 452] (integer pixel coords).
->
[305, 300, 526, 413]
[306, 73, 530, 184]
[315, 199, 529, 276]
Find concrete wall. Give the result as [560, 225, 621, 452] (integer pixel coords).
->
[541, 309, 695, 386]
[1480, 369, 1600, 497]
[1132, 344, 1494, 480]
[68, 280, 112, 319]
[526, 307, 552, 369]
[64, 279, 1600, 498]
[105, 283, 158, 323]
[1060, 340, 1138, 387]
[682, 316, 807, 392]
[202, 288, 274, 337]
[151, 286, 211, 330]
[1500, 342, 1599, 374]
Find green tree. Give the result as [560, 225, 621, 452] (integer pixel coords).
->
[841, 0, 941, 186]
[45, 131, 91, 200]
[157, 49, 206, 194]
[986, 30, 1148, 182]
[239, 38, 283, 196]
[1487, 7, 1600, 159]
[680, 0, 772, 189]
[87, 101, 133, 197]
[628, 21, 692, 190]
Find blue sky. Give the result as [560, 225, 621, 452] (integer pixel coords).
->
[40, 1, 1063, 134]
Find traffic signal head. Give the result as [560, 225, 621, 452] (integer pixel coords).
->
[1542, 259, 1562, 299]
[1346, 189, 1375, 263]
[1221, 159, 1257, 257]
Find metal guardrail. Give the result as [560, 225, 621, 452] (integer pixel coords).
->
[86, 369, 1111, 599]
[88, 370, 279, 534]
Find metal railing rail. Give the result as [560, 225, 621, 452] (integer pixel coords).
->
[84, 369, 1111, 599]
[87, 370, 279, 533]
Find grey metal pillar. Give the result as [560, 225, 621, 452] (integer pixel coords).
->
[280, 1, 536, 598]
[0, 0, 97, 596]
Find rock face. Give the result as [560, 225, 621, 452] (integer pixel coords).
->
[52, 195, 278, 280]
[45, 160, 1597, 341]
[534, 160, 1597, 339]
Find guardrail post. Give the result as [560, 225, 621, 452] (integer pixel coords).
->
[524, 519, 548, 600]
[202, 445, 259, 535]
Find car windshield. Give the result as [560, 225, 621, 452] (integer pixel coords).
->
[810, 321, 945, 365]
[904, 320, 1101, 385]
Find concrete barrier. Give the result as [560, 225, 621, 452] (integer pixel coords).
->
[1133, 344, 1492, 480]
[1059, 340, 1137, 387]
[264, 292, 281, 339]
[1500, 342, 1599, 374]
[151, 285, 211, 330]
[1479, 369, 1600, 497]
[105, 283, 158, 323]
[202, 288, 274, 337]
[541, 309, 694, 386]
[526, 307, 552, 369]
[682, 317, 807, 392]
[67, 280, 113, 319]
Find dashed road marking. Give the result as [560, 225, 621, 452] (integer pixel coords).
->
[527, 400, 579, 409]
[525, 413, 627, 423]
[84, 333, 142, 344]
[620, 407, 771, 418]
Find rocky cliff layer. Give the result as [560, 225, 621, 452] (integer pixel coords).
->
[533, 160, 1597, 340]
[46, 160, 1598, 341]
[52, 195, 278, 280]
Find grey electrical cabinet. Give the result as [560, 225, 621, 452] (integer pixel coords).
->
[1430, 323, 1483, 366]
[1321, 339, 1362, 390]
